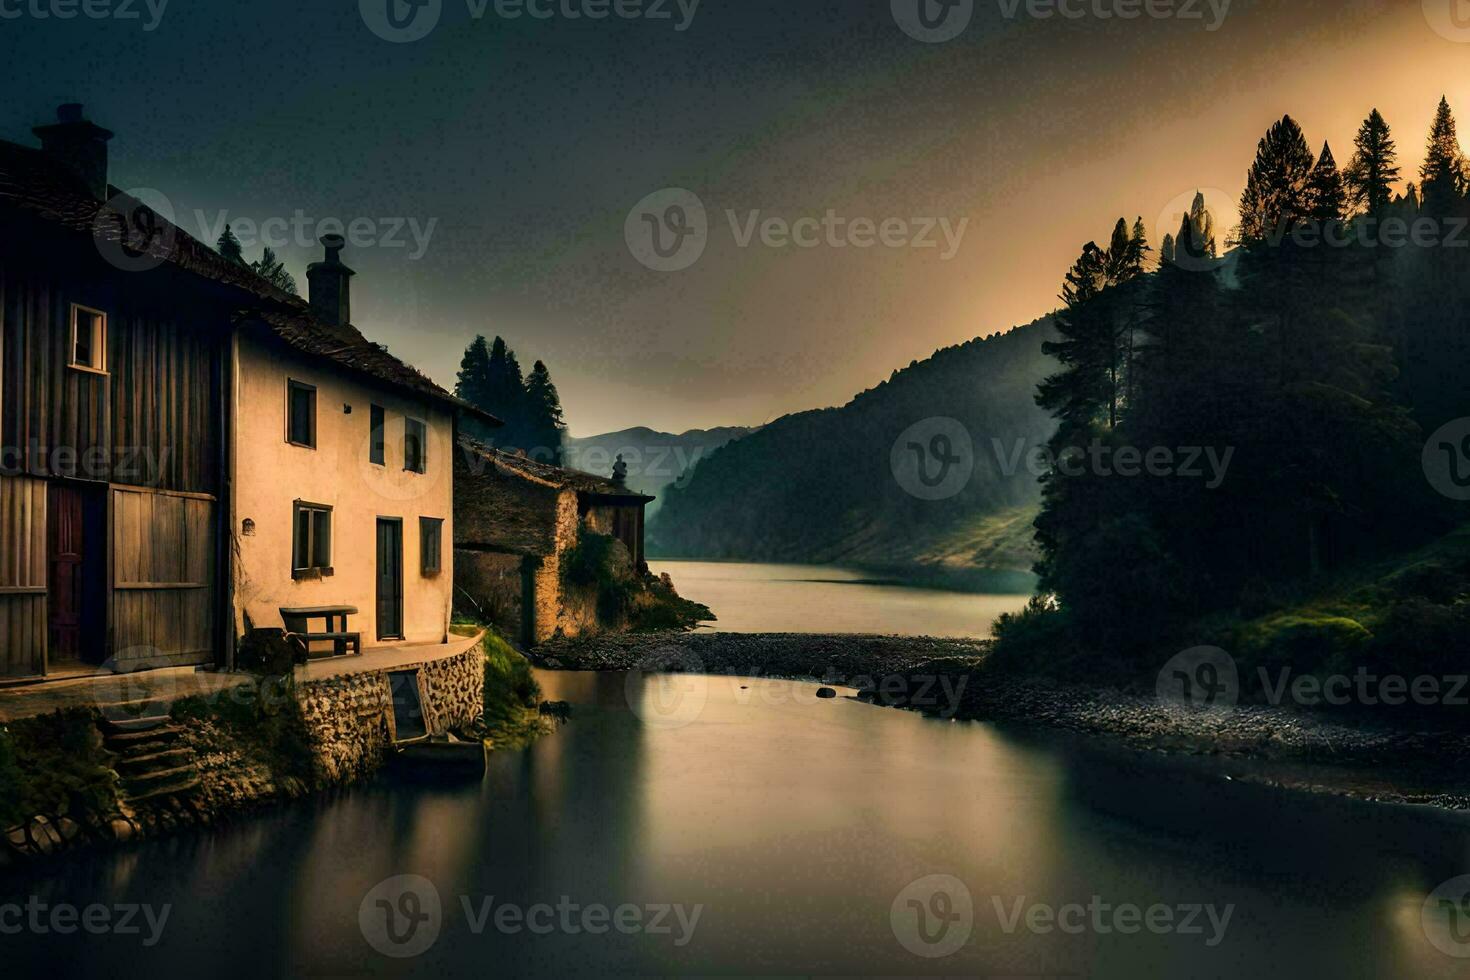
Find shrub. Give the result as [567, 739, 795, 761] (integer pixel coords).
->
[0, 710, 119, 826]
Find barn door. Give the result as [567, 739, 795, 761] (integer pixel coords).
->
[47, 485, 85, 665]
[376, 518, 404, 641]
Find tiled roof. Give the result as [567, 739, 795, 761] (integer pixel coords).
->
[459, 437, 655, 501]
[0, 136, 494, 423]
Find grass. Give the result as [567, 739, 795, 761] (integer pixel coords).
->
[0, 709, 119, 828]
[171, 677, 317, 793]
[479, 633, 551, 750]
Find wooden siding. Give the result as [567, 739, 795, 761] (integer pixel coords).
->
[112, 487, 214, 667]
[0, 474, 47, 677]
[0, 256, 223, 494]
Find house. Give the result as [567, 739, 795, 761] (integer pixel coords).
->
[0, 105, 493, 682]
[454, 440, 654, 645]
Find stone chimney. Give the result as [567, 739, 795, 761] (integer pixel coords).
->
[306, 234, 355, 326]
[33, 104, 113, 201]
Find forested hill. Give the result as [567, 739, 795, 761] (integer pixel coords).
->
[648, 317, 1059, 574]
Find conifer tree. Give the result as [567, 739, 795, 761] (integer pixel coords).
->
[1236, 116, 1316, 244]
[1344, 108, 1399, 215]
[524, 360, 567, 464]
[251, 247, 297, 295]
[1419, 96, 1465, 213]
[1306, 142, 1346, 221]
[217, 225, 245, 264]
[455, 335, 497, 442]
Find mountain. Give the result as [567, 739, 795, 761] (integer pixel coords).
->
[564, 426, 756, 515]
[647, 317, 1060, 579]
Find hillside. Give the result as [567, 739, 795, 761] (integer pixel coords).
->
[564, 426, 755, 516]
[648, 318, 1059, 576]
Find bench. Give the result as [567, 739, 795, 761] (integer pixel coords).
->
[280, 606, 362, 661]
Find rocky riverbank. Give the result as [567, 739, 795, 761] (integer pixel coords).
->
[533, 631, 1470, 811]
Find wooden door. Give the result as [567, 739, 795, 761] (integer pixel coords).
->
[376, 519, 404, 640]
[48, 485, 85, 663]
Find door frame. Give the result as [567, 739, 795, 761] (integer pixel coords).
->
[376, 516, 405, 641]
[46, 479, 109, 672]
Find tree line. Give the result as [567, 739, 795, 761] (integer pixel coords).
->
[455, 335, 567, 464]
[1025, 97, 1470, 662]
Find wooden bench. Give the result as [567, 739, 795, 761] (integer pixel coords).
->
[280, 606, 361, 661]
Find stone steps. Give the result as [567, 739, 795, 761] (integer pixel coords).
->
[94, 699, 203, 806]
[115, 746, 194, 776]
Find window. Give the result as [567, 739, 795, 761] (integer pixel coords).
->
[69, 304, 107, 373]
[404, 417, 427, 473]
[420, 517, 443, 575]
[287, 380, 317, 448]
[370, 405, 385, 466]
[292, 501, 333, 576]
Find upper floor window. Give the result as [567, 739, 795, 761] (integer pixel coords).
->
[69, 304, 107, 373]
[420, 517, 443, 575]
[370, 405, 386, 466]
[287, 380, 317, 448]
[404, 417, 427, 473]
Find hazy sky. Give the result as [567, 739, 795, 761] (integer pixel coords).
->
[3, 0, 1465, 434]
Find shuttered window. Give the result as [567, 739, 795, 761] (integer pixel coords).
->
[287, 380, 317, 448]
[404, 417, 427, 473]
[370, 405, 385, 466]
[420, 517, 443, 575]
[292, 501, 333, 575]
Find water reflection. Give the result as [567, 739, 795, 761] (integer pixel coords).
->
[3, 670, 1469, 979]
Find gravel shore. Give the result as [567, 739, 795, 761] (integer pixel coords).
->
[533, 631, 1470, 810]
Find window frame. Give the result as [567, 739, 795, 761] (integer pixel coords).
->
[369, 404, 386, 466]
[292, 499, 334, 578]
[419, 516, 444, 576]
[286, 379, 318, 449]
[68, 303, 108, 375]
[404, 417, 427, 474]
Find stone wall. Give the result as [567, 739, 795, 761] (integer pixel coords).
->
[296, 644, 485, 783]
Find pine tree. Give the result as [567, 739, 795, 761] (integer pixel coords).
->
[455, 335, 497, 442]
[524, 360, 567, 464]
[1306, 142, 1346, 221]
[1236, 116, 1316, 245]
[1420, 96, 1465, 214]
[217, 224, 245, 264]
[1037, 242, 1112, 441]
[1344, 108, 1399, 215]
[1160, 233, 1176, 265]
[251, 247, 297, 295]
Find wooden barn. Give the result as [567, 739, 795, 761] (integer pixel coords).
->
[0, 105, 489, 682]
[454, 439, 653, 646]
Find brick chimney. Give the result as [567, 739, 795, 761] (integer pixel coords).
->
[33, 104, 113, 201]
[306, 234, 355, 326]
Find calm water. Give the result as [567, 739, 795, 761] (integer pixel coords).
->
[650, 559, 1032, 637]
[5, 669, 1470, 979]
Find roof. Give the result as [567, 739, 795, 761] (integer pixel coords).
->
[0, 136, 496, 424]
[459, 437, 655, 501]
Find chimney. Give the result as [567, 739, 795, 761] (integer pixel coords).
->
[306, 234, 355, 325]
[33, 104, 114, 201]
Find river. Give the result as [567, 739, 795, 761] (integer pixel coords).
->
[649, 559, 1033, 637]
[5, 668, 1470, 978]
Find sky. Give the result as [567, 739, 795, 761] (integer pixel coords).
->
[2, 0, 1467, 435]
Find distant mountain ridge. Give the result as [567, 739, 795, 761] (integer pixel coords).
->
[647, 318, 1060, 576]
[564, 425, 756, 515]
